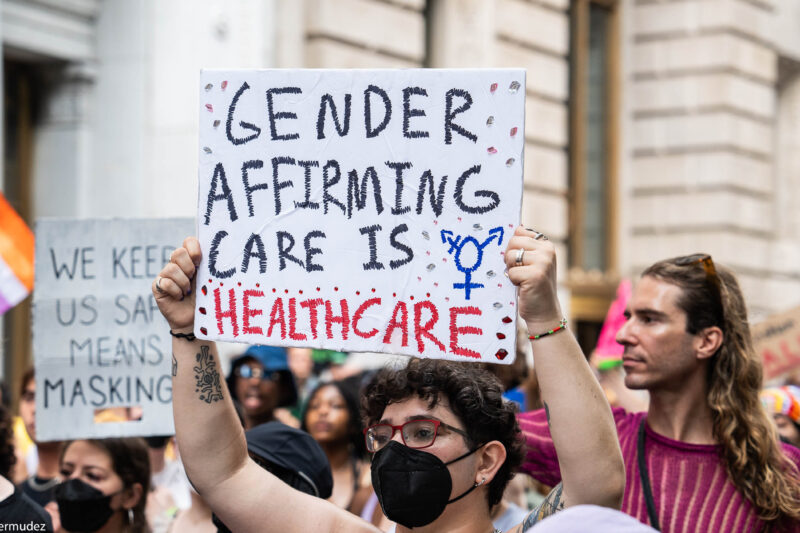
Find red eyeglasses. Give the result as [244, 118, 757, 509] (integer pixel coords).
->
[363, 419, 468, 453]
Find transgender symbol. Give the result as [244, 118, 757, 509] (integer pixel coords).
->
[440, 226, 504, 300]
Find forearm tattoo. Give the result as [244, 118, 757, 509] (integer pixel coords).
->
[193, 345, 223, 403]
[522, 482, 565, 531]
[544, 401, 551, 426]
[172, 353, 178, 377]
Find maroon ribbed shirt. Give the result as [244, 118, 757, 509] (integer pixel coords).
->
[519, 408, 800, 532]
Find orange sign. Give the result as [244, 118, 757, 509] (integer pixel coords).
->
[752, 306, 800, 381]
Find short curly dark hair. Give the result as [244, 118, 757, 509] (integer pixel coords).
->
[362, 358, 525, 508]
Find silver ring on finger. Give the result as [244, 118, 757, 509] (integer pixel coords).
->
[533, 231, 547, 241]
[515, 248, 525, 266]
[155, 276, 165, 294]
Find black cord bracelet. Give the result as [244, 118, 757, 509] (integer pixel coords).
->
[169, 330, 197, 342]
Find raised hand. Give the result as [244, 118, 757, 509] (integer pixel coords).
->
[504, 227, 562, 327]
[152, 237, 202, 333]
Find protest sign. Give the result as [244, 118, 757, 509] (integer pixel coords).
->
[593, 279, 631, 371]
[33, 218, 194, 441]
[752, 306, 800, 382]
[196, 69, 525, 363]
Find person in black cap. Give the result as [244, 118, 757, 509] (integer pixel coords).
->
[227, 346, 299, 429]
[212, 421, 332, 532]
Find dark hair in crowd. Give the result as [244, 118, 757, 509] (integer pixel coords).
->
[18, 368, 34, 407]
[362, 358, 525, 508]
[0, 403, 16, 480]
[644, 257, 800, 526]
[302, 378, 367, 458]
[62, 438, 152, 533]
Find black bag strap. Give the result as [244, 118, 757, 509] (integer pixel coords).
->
[638, 418, 661, 531]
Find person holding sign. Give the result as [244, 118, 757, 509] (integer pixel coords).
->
[152, 228, 626, 532]
[520, 254, 800, 531]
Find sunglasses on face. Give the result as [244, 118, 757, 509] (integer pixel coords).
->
[363, 419, 468, 453]
[674, 253, 724, 323]
[235, 365, 282, 381]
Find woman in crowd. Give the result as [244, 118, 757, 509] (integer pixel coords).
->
[47, 438, 150, 533]
[302, 379, 387, 526]
[226, 345, 299, 429]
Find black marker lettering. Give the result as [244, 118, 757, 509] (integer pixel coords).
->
[304, 231, 326, 272]
[364, 85, 392, 138]
[241, 160, 267, 217]
[226, 82, 262, 146]
[271, 156, 296, 216]
[445, 89, 477, 144]
[294, 160, 321, 210]
[389, 224, 413, 270]
[347, 167, 383, 219]
[266, 87, 302, 141]
[386, 161, 412, 215]
[454, 165, 500, 214]
[241, 233, 267, 274]
[317, 94, 352, 139]
[205, 163, 238, 225]
[416, 170, 448, 217]
[208, 230, 236, 278]
[322, 160, 345, 215]
[359, 225, 384, 271]
[277, 231, 305, 271]
[402, 87, 429, 139]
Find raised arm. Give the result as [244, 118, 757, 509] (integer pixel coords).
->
[505, 227, 624, 515]
[153, 237, 378, 533]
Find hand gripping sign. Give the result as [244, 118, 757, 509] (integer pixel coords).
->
[195, 69, 525, 364]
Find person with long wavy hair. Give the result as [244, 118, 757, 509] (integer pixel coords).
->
[520, 254, 800, 532]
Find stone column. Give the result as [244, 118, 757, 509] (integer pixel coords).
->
[630, 0, 778, 315]
[32, 63, 96, 219]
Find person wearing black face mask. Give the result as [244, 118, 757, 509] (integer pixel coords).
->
[49, 438, 149, 533]
[154, 229, 626, 533]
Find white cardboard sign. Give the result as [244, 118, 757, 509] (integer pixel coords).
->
[33, 218, 194, 441]
[195, 69, 524, 364]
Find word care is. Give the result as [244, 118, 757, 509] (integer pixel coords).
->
[196, 69, 525, 363]
[33, 218, 194, 441]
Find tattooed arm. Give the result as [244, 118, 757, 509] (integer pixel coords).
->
[154, 238, 378, 533]
[505, 227, 624, 514]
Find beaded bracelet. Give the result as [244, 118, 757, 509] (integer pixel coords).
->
[169, 330, 197, 342]
[529, 318, 568, 340]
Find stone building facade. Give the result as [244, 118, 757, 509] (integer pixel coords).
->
[2, 0, 799, 380]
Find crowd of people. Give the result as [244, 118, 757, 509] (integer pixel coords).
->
[0, 229, 799, 532]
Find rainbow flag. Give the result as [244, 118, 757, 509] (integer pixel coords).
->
[0, 193, 34, 315]
[594, 279, 632, 371]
